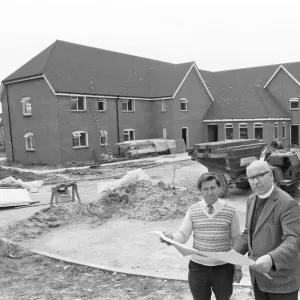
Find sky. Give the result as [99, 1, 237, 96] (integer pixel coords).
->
[1, 0, 300, 84]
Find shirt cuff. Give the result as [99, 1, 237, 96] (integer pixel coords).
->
[234, 265, 242, 270]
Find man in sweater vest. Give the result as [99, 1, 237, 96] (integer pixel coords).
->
[234, 160, 300, 300]
[162, 172, 243, 300]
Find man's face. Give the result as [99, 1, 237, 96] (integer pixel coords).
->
[246, 163, 273, 195]
[200, 179, 220, 204]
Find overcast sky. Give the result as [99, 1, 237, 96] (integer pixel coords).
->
[1, 0, 300, 83]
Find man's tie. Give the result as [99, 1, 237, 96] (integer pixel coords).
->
[206, 204, 214, 214]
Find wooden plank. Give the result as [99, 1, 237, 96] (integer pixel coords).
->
[211, 143, 266, 154]
[193, 139, 259, 150]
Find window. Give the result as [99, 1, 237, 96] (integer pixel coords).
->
[239, 123, 248, 139]
[21, 97, 32, 116]
[72, 131, 88, 148]
[180, 98, 188, 111]
[98, 98, 107, 111]
[282, 122, 286, 139]
[70, 96, 86, 111]
[225, 123, 233, 140]
[123, 129, 135, 141]
[254, 123, 263, 140]
[122, 99, 135, 112]
[274, 122, 278, 139]
[24, 132, 34, 151]
[290, 98, 299, 110]
[100, 130, 108, 145]
[163, 128, 167, 139]
[162, 100, 166, 112]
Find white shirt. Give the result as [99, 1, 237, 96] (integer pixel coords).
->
[172, 199, 242, 268]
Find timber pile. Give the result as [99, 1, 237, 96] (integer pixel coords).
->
[191, 139, 266, 174]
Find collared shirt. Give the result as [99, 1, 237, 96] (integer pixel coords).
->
[255, 185, 274, 199]
[172, 198, 241, 268]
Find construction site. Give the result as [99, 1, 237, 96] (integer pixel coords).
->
[1, 134, 300, 299]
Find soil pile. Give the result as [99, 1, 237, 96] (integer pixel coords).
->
[0, 167, 42, 181]
[5, 180, 200, 242]
[101, 180, 199, 221]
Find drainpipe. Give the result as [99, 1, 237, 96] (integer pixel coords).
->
[116, 97, 120, 155]
[4, 84, 15, 162]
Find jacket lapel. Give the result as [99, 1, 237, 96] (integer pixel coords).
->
[253, 187, 278, 236]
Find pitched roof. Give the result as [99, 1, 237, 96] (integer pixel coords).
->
[204, 84, 291, 120]
[3, 40, 195, 98]
[201, 62, 300, 120]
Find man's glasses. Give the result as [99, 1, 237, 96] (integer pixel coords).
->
[247, 171, 270, 182]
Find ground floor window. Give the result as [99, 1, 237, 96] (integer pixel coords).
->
[225, 123, 233, 139]
[282, 122, 286, 139]
[254, 123, 263, 140]
[24, 132, 35, 151]
[72, 131, 88, 148]
[123, 129, 135, 141]
[100, 130, 108, 145]
[274, 122, 278, 140]
[239, 123, 248, 139]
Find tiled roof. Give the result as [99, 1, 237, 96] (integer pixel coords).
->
[3, 40, 194, 98]
[202, 62, 300, 120]
[204, 85, 291, 120]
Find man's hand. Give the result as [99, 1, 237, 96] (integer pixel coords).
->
[233, 269, 243, 283]
[160, 232, 173, 246]
[250, 254, 273, 273]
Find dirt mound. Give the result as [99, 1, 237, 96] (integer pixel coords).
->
[0, 167, 42, 182]
[5, 180, 200, 242]
[99, 180, 199, 221]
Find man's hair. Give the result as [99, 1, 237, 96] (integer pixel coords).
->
[197, 172, 221, 190]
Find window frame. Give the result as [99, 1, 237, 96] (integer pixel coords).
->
[121, 99, 135, 112]
[162, 100, 166, 112]
[97, 98, 107, 112]
[70, 96, 86, 111]
[180, 98, 188, 112]
[274, 122, 279, 140]
[253, 122, 263, 140]
[224, 123, 233, 140]
[239, 123, 248, 139]
[72, 131, 89, 148]
[123, 129, 135, 141]
[24, 132, 35, 151]
[100, 130, 108, 145]
[282, 122, 286, 139]
[290, 98, 299, 110]
[21, 97, 32, 116]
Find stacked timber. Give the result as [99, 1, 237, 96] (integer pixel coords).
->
[192, 139, 266, 173]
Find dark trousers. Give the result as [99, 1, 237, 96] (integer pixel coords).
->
[253, 281, 298, 300]
[188, 260, 234, 300]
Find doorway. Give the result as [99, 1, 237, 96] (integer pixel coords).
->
[291, 124, 299, 146]
[208, 124, 218, 142]
[181, 127, 189, 147]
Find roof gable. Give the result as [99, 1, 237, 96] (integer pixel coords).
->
[264, 64, 300, 88]
[3, 40, 199, 99]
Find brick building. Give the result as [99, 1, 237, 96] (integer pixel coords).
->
[2, 41, 300, 165]
[0, 40, 213, 164]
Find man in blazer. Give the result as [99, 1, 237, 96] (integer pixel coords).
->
[234, 160, 300, 300]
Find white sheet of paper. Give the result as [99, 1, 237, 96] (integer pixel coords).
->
[145, 231, 272, 279]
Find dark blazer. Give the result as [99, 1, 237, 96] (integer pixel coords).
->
[234, 186, 300, 293]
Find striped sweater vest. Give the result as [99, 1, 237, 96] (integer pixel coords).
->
[189, 202, 235, 252]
